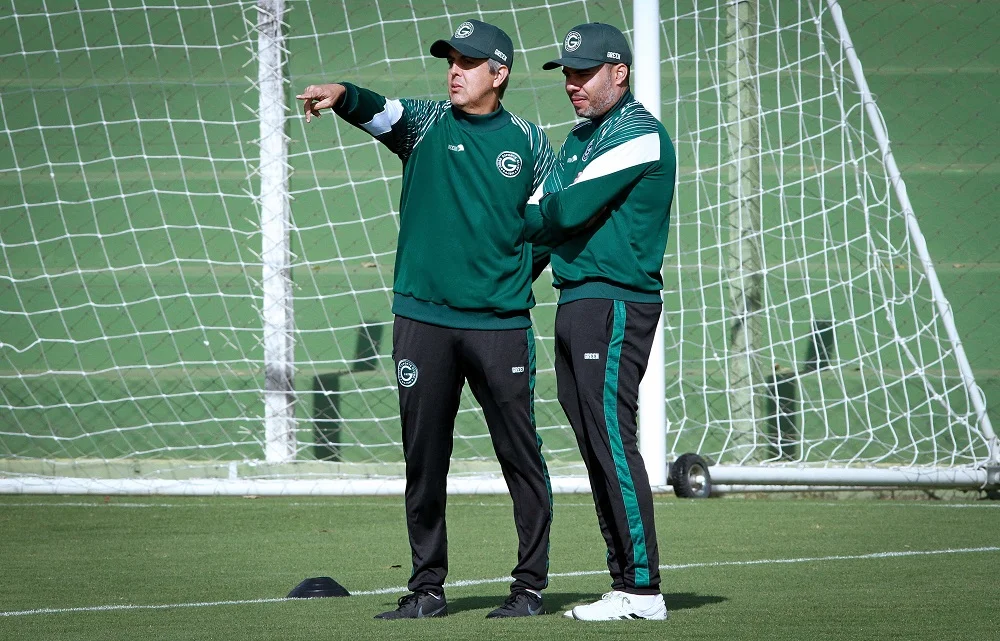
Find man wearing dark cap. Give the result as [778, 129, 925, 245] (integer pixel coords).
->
[296, 19, 554, 620]
[524, 22, 676, 621]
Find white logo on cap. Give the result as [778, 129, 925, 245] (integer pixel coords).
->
[493, 48, 508, 62]
[496, 151, 522, 178]
[607, 51, 621, 60]
[564, 30, 582, 52]
[455, 21, 474, 38]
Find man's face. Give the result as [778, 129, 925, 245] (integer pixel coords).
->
[563, 64, 620, 119]
[446, 49, 496, 110]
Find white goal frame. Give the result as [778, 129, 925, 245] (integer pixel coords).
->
[1, 0, 995, 495]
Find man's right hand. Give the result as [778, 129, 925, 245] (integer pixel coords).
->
[295, 84, 346, 123]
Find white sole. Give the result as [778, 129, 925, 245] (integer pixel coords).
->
[565, 607, 668, 621]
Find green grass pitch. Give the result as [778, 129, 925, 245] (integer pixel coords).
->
[1, 495, 998, 640]
[1, 1, 998, 638]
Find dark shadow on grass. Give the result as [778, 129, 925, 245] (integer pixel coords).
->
[445, 594, 520, 615]
[664, 592, 727, 610]
[446, 591, 725, 616]
[368, 594, 517, 617]
[447, 593, 592, 616]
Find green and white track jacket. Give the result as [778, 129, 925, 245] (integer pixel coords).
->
[525, 92, 676, 304]
[333, 82, 555, 329]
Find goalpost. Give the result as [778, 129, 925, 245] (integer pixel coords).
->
[1, 0, 995, 495]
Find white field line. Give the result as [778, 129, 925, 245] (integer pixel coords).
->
[1, 546, 997, 618]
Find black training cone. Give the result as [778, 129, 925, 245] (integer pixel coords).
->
[287, 576, 350, 598]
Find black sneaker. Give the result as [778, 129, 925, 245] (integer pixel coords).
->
[486, 590, 544, 618]
[374, 591, 448, 620]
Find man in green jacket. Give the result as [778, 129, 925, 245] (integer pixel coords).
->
[526, 22, 676, 621]
[297, 20, 554, 620]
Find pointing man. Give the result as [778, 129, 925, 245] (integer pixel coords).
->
[298, 19, 555, 619]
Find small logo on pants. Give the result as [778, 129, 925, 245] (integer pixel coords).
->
[397, 359, 418, 387]
[584, 352, 600, 360]
[511, 366, 525, 374]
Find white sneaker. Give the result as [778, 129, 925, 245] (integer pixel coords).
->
[564, 591, 669, 621]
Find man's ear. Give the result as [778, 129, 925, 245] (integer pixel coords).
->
[493, 65, 510, 89]
[613, 63, 629, 88]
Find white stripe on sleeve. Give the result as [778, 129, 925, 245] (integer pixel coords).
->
[571, 133, 660, 185]
[360, 98, 404, 136]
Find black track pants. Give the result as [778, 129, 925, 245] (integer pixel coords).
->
[554, 298, 662, 594]
[393, 316, 552, 594]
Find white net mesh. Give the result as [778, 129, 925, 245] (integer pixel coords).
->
[0, 0, 992, 490]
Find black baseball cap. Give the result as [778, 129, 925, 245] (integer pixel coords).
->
[543, 22, 632, 70]
[430, 19, 515, 70]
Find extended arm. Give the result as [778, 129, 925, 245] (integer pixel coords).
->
[296, 83, 443, 158]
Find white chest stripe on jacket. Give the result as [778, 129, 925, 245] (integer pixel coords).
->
[570, 132, 660, 185]
[361, 98, 404, 136]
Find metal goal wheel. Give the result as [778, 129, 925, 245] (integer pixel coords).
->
[670, 453, 712, 498]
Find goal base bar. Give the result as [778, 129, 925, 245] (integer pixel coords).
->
[0, 466, 991, 495]
[707, 466, 990, 488]
[0, 476, 591, 496]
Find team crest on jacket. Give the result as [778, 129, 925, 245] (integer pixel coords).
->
[564, 30, 582, 52]
[496, 151, 522, 178]
[397, 359, 418, 388]
[455, 22, 474, 38]
[582, 140, 595, 162]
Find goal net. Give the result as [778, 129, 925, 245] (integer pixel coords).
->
[1, 0, 994, 494]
